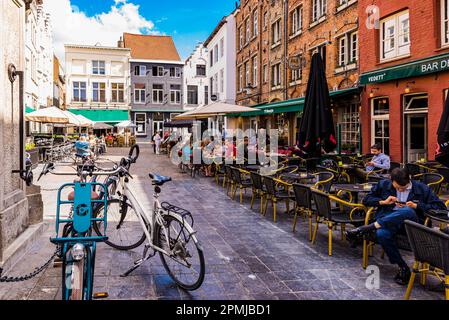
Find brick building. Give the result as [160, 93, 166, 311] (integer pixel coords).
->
[359, 0, 449, 162]
[232, 0, 361, 149]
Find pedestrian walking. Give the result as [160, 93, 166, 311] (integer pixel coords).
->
[154, 131, 162, 155]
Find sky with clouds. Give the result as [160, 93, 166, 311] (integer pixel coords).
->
[44, 0, 238, 62]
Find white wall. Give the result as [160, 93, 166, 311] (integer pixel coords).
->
[205, 14, 236, 105]
[65, 46, 131, 110]
[183, 43, 208, 110]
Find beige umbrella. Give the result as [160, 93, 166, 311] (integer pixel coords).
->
[75, 114, 94, 127]
[25, 106, 70, 124]
[175, 102, 258, 120]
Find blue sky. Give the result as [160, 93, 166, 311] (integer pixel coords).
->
[69, 0, 238, 59]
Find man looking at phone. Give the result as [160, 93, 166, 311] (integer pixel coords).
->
[346, 168, 446, 285]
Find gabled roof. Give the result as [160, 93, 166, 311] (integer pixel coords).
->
[123, 33, 181, 62]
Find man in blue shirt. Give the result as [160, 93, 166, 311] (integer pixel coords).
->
[346, 168, 446, 285]
[354, 144, 390, 182]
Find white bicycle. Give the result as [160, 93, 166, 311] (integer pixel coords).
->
[93, 145, 205, 291]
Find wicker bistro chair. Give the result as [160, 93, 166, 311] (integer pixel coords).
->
[311, 189, 369, 256]
[230, 167, 252, 204]
[361, 208, 413, 269]
[262, 176, 295, 223]
[214, 163, 226, 186]
[390, 161, 402, 173]
[292, 184, 314, 240]
[313, 172, 335, 193]
[250, 172, 267, 213]
[404, 220, 449, 300]
[224, 165, 234, 196]
[437, 167, 449, 191]
[414, 173, 444, 195]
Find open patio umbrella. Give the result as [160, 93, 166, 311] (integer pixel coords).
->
[115, 120, 137, 128]
[175, 102, 257, 120]
[436, 94, 449, 167]
[75, 114, 94, 127]
[298, 53, 337, 158]
[25, 106, 70, 124]
[93, 122, 113, 130]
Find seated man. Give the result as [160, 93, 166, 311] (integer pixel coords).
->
[353, 143, 390, 183]
[346, 168, 446, 285]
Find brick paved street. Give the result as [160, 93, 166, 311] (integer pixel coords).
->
[0, 145, 445, 300]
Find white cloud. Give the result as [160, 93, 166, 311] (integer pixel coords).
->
[44, 0, 158, 62]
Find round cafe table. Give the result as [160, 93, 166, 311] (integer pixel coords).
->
[333, 183, 376, 203]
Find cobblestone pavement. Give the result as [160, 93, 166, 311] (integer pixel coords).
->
[0, 145, 444, 300]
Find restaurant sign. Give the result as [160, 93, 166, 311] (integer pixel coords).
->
[360, 53, 449, 85]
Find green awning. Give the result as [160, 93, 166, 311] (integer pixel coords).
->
[230, 87, 360, 117]
[26, 106, 35, 114]
[360, 52, 449, 85]
[69, 109, 129, 123]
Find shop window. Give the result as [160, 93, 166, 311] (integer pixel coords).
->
[339, 103, 360, 153]
[135, 113, 146, 135]
[404, 93, 429, 111]
[371, 97, 390, 155]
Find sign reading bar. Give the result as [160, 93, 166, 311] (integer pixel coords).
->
[360, 53, 449, 85]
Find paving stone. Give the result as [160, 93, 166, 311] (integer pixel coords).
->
[0, 146, 443, 300]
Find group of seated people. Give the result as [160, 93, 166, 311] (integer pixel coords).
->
[346, 159, 448, 286]
[75, 134, 107, 159]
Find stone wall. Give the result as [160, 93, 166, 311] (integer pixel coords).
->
[0, 0, 30, 262]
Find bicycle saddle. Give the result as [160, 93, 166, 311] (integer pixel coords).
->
[149, 173, 172, 186]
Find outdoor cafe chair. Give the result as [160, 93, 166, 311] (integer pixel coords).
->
[414, 173, 444, 195]
[404, 220, 449, 300]
[362, 208, 412, 269]
[406, 162, 435, 177]
[230, 167, 252, 204]
[250, 172, 267, 213]
[311, 189, 369, 256]
[262, 176, 294, 223]
[390, 161, 402, 172]
[292, 183, 314, 240]
[313, 172, 335, 193]
[224, 165, 234, 196]
[437, 167, 449, 191]
[214, 163, 226, 186]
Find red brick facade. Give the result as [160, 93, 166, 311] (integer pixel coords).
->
[359, 0, 449, 162]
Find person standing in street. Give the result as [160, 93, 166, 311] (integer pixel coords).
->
[151, 132, 157, 153]
[154, 131, 162, 155]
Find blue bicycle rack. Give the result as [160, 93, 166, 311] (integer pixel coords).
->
[50, 182, 109, 300]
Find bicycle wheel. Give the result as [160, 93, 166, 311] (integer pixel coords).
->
[93, 199, 146, 250]
[155, 214, 205, 291]
[62, 247, 86, 300]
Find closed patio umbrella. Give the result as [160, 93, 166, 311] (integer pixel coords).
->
[298, 53, 337, 158]
[436, 94, 449, 167]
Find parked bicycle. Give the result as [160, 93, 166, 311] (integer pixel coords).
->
[39, 162, 124, 300]
[92, 145, 205, 290]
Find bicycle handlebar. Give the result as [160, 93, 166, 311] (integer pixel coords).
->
[128, 144, 140, 163]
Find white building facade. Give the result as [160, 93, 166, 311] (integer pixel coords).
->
[183, 43, 209, 111]
[65, 44, 131, 124]
[204, 14, 237, 105]
[25, 0, 53, 113]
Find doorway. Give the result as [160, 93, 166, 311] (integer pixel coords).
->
[403, 94, 428, 163]
[405, 114, 427, 162]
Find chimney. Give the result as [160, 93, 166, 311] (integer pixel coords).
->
[117, 36, 124, 48]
